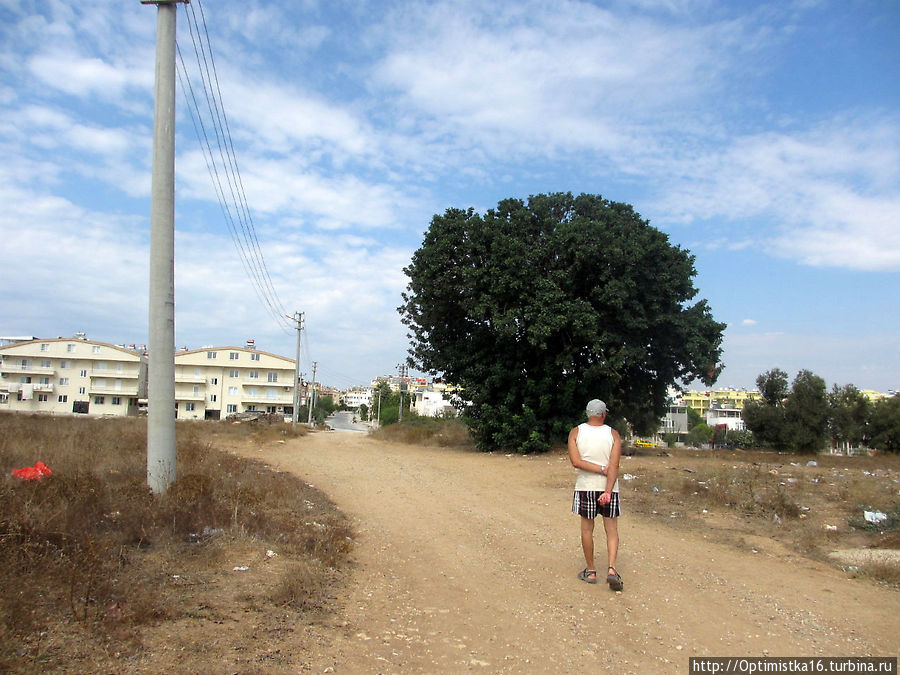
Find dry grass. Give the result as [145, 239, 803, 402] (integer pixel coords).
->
[371, 416, 475, 448]
[0, 413, 352, 672]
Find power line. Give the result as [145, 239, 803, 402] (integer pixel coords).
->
[176, 0, 292, 333]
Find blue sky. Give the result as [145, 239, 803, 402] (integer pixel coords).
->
[1, 0, 897, 392]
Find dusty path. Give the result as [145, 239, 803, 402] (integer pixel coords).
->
[255, 432, 898, 674]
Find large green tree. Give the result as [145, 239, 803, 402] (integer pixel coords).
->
[828, 384, 871, 451]
[784, 369, 829, 453]
[398, 192, 725, 453]
[869, 396, 900, 453]
[744, 368, 829, 453]
[743, 368, 790, 450]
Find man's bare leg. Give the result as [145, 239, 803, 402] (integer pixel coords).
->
[580, 516, 596, 580]
[602, 516, 622, 589]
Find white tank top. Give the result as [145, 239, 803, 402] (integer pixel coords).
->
[574, 423, 619, 492]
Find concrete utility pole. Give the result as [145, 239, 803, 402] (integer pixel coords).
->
[287, 312, 303, 430]
[307, 361, 318, 425]
[143, 0, 186, 494]
[397, 363, 408, 422]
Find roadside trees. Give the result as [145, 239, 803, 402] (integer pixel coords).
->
[828, 384, 871, 452]
[869, 396, 900, 453]
[399, 192, 725, 453]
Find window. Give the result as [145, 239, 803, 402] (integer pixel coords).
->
[80, 370, 87, 377]
[209, 394, 217, 402]
[97, 361, 107, 370]
[267, 372, 278, 383]
[116, 363, 123, 373]
[112, 397, 122, 405]
[20, 359, 28, 369]
[78, 387, 86, 395]
[40, 344, 49, 352]
[38, 377, 50, 385]
[266, 388, 277, 400]
[38, 394, 48, 402]
[94, 396, 105, 404]
[20, 376, 31, 384]
[67, 344, 76, 353]
[248, 387, 258, 397]
[185, 402, 195, 412]
[210, 377, 218, 385]
[229, 352, 239, 360]
[266, 406, 276, 413]
[41, 360, 51, 368]
[58, 395, 68, 403]
[193, 385, 200, 396]
[250, 353, 260, 361]
[60, 360, 70, 369]
[226, 404, 237, 413]
[249, 370, 259, 379]
[92, 346, 101, 354]
[207, 351, 217, 359]
[229, 369, 239, 378]
[228, 386, 238, 395]
[247, 405, 257, 411]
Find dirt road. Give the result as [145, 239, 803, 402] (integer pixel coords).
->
[256, 432, 898, 673]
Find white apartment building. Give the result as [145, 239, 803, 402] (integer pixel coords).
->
[174, 345, 296, 420]
[343, 389, 372, 409]
[706, 405, 746, 432]
[0, 337, 146, 417]
[412, 383, 458, 417]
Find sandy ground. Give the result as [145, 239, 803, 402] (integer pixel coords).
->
[240, 431, 900, 674]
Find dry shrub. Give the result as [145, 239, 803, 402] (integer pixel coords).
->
[372, 417, 474, 448]
[0, 413, 351, 672]
[856, 561, 900, 587]
[267, 559, 333, 614]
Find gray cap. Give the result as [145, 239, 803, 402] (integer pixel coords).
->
[586, 399, 607, 417]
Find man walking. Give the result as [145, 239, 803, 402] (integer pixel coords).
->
[568, 399, 624, 591]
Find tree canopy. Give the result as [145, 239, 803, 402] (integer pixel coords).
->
[398, 192, 725, 452]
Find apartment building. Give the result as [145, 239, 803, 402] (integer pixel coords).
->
[681, 388, 762, 417]
[173, 345, 296, 420]
[0, 337, 146, 417]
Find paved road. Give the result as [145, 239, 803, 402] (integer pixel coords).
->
[325, 410, 371, 433]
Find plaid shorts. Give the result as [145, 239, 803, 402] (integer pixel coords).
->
[572, 491, 620, 519]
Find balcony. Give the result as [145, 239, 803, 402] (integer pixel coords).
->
[1, 365, 56, 376]
[175, 374, 207, 384]
[91, 369, 140, 379]
[90, 384, 139, 396]
[242, 393, 294, 405]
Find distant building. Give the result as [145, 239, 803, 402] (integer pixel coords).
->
[0, 337, 146, 417]
[412, 382, 458, 417]
[343, 389, 372, 408]
[681, 388, 762, 417]
[659, 402, 689, 439]
[173, 344, 296, 420]
[706, 403, 746, 432]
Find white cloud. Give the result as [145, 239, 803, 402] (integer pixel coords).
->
[653, 114, 900, 271]
[742, 319, 757, 326]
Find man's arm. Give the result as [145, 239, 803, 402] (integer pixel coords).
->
[567, 427, 607, 474]
[604, 429, 622, 492]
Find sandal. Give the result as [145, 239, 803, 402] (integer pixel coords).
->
[606, 566, 623, 591]
[577, 568, 598, 584]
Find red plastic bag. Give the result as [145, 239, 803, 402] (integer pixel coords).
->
[12, 461, 53, 480]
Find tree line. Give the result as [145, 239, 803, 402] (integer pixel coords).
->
[734, 368, 899, 454]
